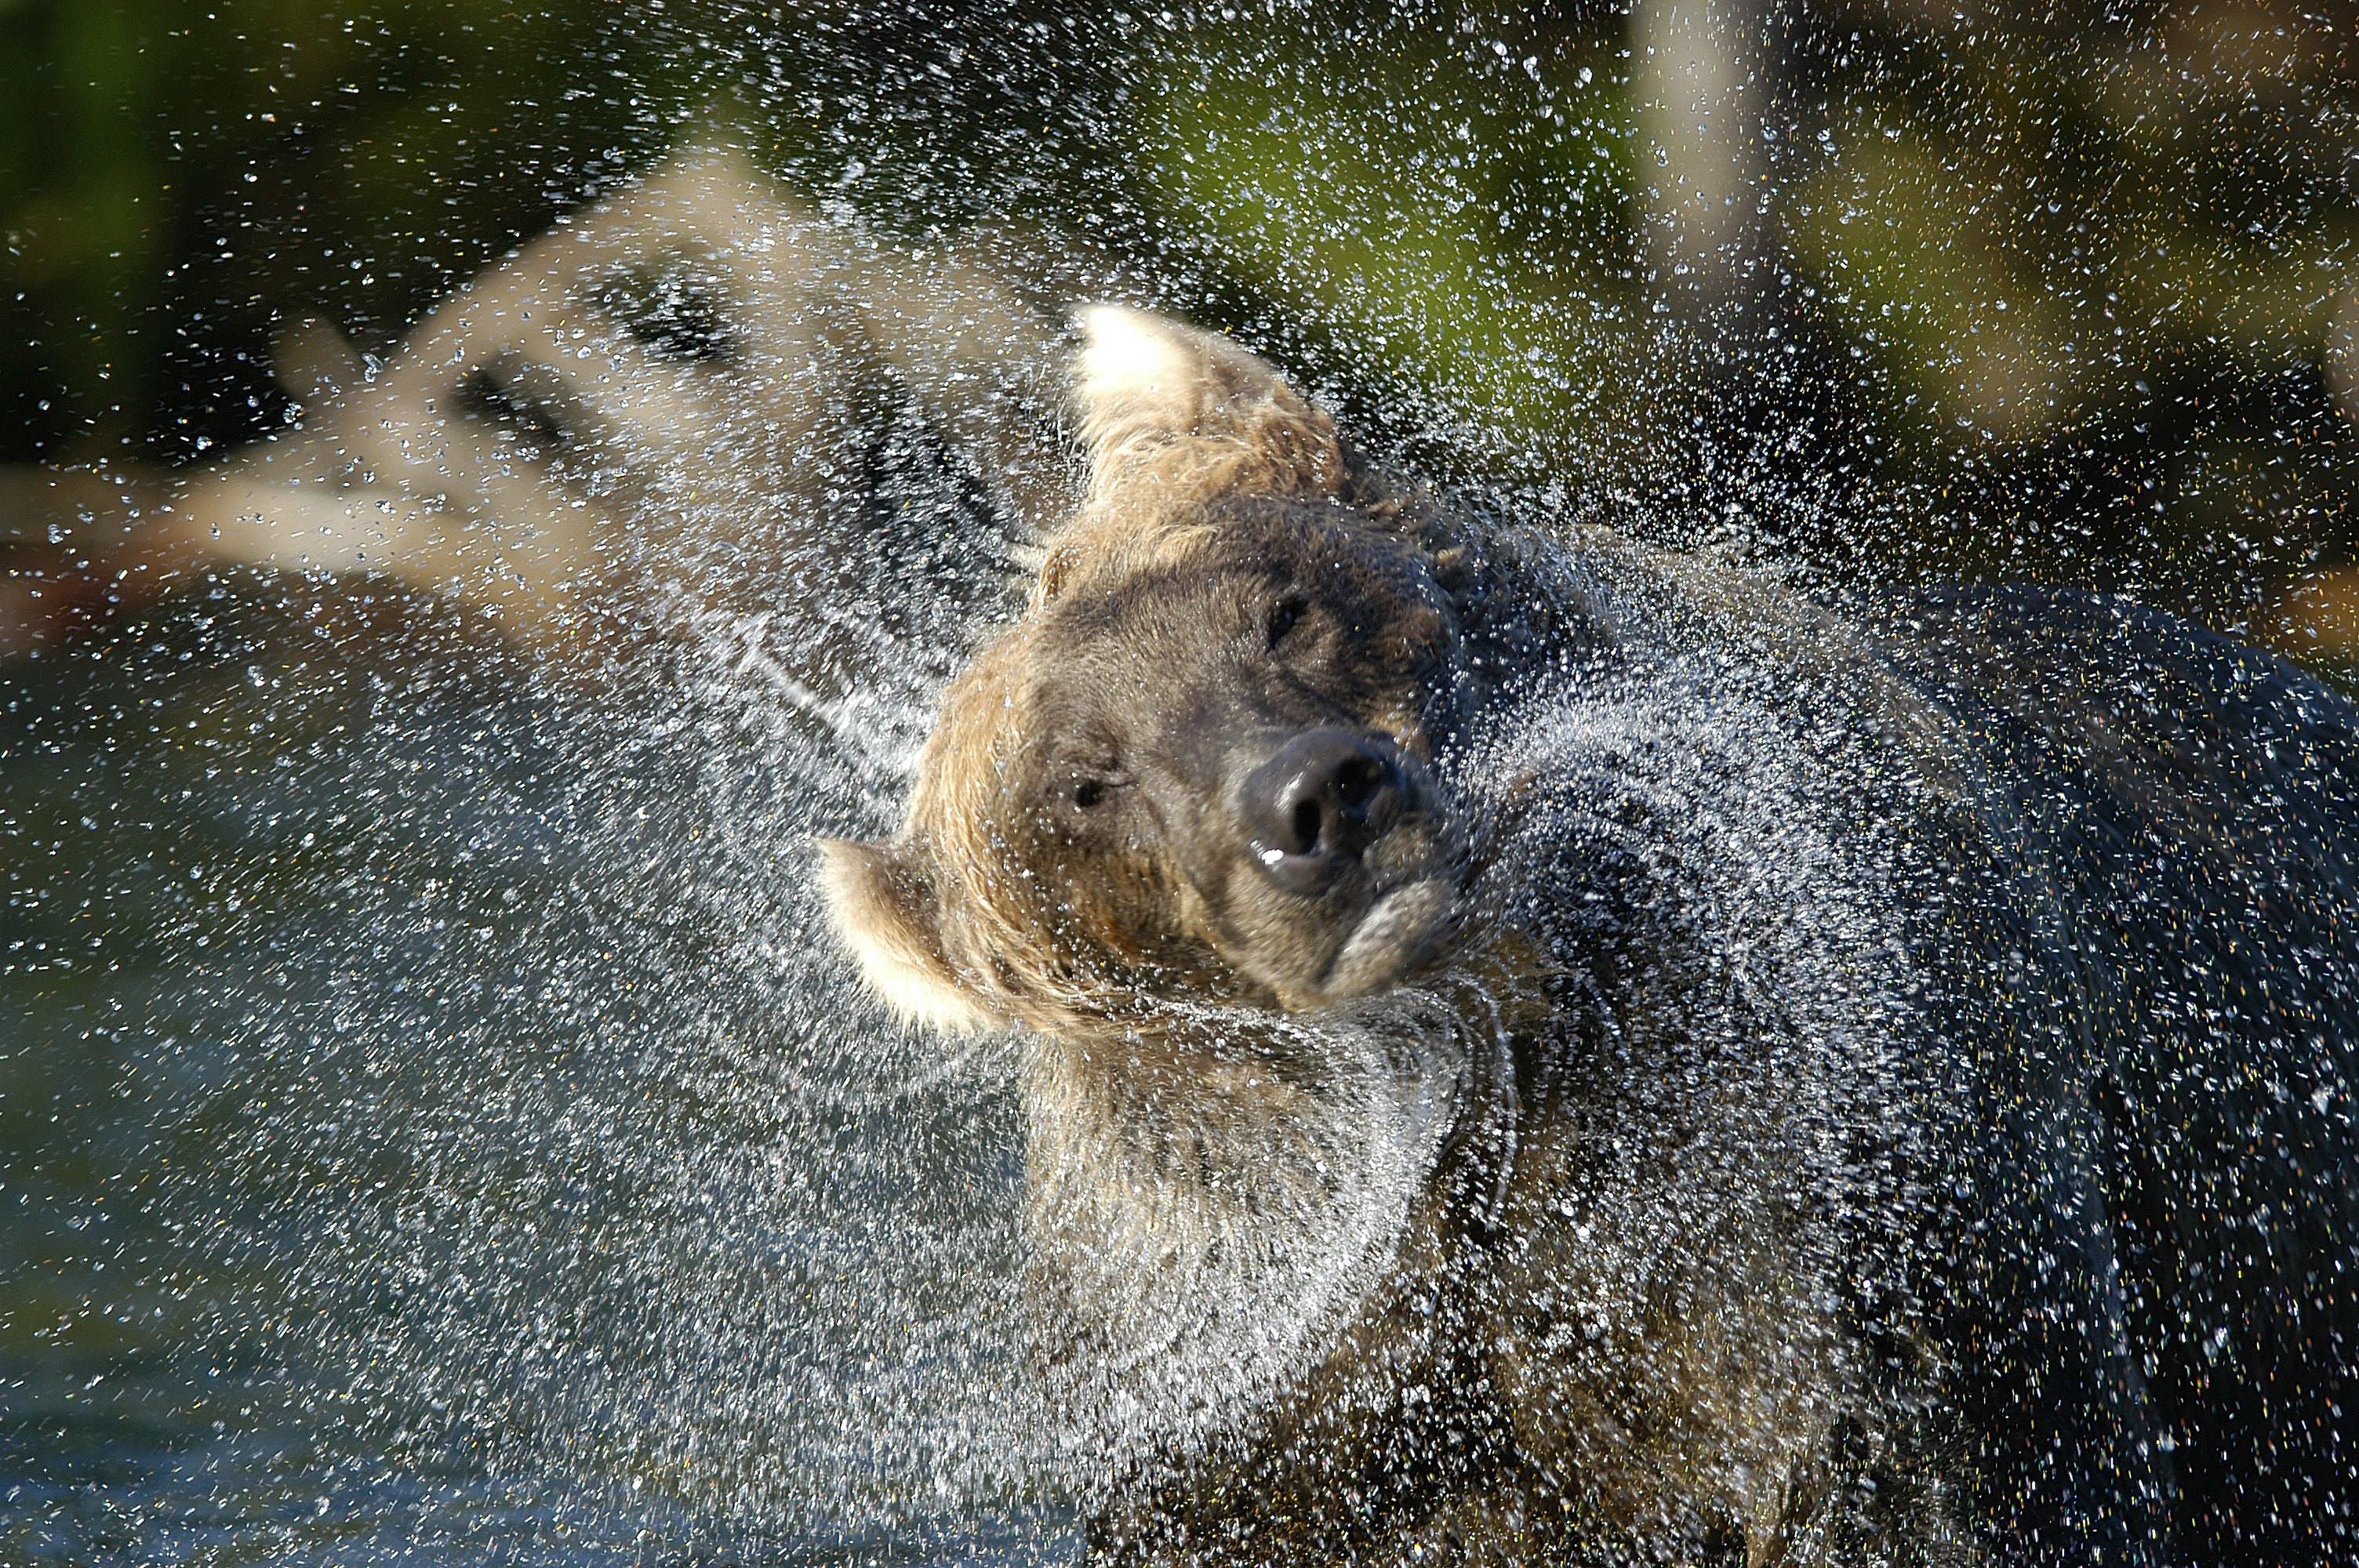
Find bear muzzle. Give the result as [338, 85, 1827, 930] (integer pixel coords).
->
[1240, 728, 1410, 897]
[1212, 727, 1456, 1004]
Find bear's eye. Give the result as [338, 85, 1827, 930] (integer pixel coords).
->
[1267, 594, 1309, 648]
[1056, 764, 1129, 812]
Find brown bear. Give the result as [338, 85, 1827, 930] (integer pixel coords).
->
[821, 307, 2359, 1565]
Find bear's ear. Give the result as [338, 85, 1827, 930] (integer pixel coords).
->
[1070, 304, 1346, 521]
[816, 838, 1006, 1035]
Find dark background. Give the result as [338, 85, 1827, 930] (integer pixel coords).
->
[3, 0, 2356, 662]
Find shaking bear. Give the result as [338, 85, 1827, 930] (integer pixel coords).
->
[823, 307, 2359, 1566]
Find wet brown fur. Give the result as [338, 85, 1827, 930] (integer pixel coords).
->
[815, 307, 1958, 1565]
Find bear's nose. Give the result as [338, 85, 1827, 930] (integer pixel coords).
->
[1243, 730, 1407, 896]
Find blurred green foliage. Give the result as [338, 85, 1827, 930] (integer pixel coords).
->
[1, 0, 714, 457]
[1151, 29, 1647, 449]
[2, 0, 2355, 653]
[1132, 4, 2359, 657]
[1782, 2, 2359, 618]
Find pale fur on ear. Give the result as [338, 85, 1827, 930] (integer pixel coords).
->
[816, 838, 1006, 1035]
[1070, 304, 1347, 524]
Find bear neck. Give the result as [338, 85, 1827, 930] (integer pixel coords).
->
[1010, 958, 1546, 1465]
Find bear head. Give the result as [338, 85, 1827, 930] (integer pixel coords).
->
[820, 307, 1471, 1035]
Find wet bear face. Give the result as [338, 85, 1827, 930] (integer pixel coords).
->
[820, 310, 1466, 1033]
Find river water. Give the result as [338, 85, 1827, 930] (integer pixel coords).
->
[1, 496, 1077, 1563]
